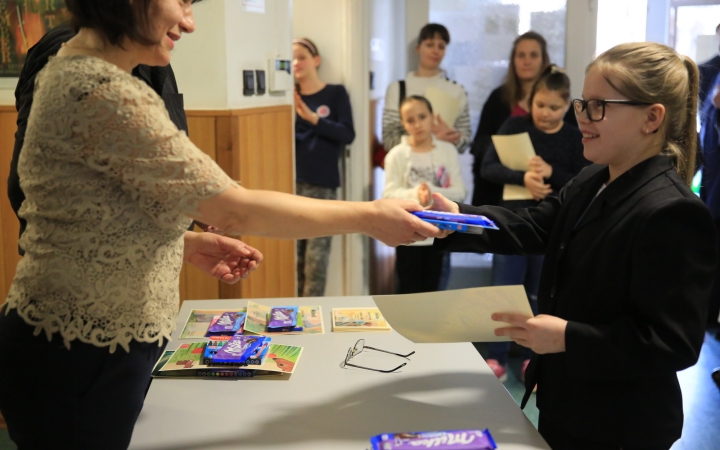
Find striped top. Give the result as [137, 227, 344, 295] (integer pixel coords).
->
[382, 71, 471, 153]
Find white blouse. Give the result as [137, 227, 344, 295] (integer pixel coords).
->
[5, 55, 233, 353]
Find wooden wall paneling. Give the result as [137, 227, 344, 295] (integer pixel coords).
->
[0, 108, 22, 302]
[180, 114, 222, 303]
[235, 106, 296, 299]
[217, 114, 243, 301]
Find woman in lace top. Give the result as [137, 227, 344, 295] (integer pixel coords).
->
[0, 1, 444, 448]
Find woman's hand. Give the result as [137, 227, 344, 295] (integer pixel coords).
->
[183, 231, 264, 284]
[363, 199, 446, 246]
[491, 313, 567, 354]
[432, 114, 461, 143]
[524, 171, 552, 201]
[528, 156, 552, 179]
[417, 182, 431, 207]
[294, 90, 319, 125]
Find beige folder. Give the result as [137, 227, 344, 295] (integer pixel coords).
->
[424, 86, 461, 126]
[491, 132, 537, 201]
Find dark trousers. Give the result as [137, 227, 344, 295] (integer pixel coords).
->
[487, 254, 542, 364]
[296, 182, 337, 297]
[0, 306, 165, 450]
[395, 245, 444, 294]
[707, 220, 720, 327]
[539, 414, 673, 450]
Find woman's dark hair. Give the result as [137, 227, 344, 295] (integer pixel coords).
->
[418, 23, 450, 45]
[65, 0, 156, 47]
[399, 95, 434, 118]
[528, 64, 571, 109]
[504, 31, 550, 108]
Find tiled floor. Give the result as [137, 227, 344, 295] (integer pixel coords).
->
[1, 254, 718, 449]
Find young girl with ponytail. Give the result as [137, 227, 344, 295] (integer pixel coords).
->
[433, 42, 717, 449]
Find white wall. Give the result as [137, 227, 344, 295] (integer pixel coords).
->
[171, 0, 293, 109]
[0, 77, 15, 105]
[293, 0, 346, 85]
[370, 0, 407, 101]
[646, 0, 671, 45]
[405, 0, 430, 74]
[171, 0, 229, 109]
[565, 0, 598, 100]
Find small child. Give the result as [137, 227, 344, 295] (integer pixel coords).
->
[480, 64, 589, 383]
[383, 95, 466, 294]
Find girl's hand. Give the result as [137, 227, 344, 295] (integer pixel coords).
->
[491, 313, 567, 354]
[524, 171, 552, 201]
[294, 90, 319, 125]
[528, 156, 552, 178]
[429, 192, 460, 214]
[417, 182, 431, 207]
[432, 114, 462, 143]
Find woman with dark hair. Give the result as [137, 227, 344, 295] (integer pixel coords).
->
[382, 23, 472, 153]
[471, 31, 576, 207]
[292, 37, 355, 297]
[0, 1, 441, 448]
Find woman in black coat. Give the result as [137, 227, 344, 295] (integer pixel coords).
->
[434, 42, 717, 449]
[471, 31, 576, 207]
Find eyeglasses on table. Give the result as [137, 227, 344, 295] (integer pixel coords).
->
[339, 339, 415, 373]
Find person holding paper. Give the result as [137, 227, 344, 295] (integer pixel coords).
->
[0, 2, 443, 448]
[433, 42, 716, 449]
[383, 96, 466, 294]
[470, 32, 577, 208]
[292, 37, 356, 297]
[479, 65, 588, 383]
[382, 23, 471, 153]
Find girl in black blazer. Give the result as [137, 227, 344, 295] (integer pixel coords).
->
[434, 42, 717, 449]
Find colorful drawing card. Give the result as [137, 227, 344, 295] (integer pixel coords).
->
[332, 307, 392, 332]
[252, 343, 303, 374]
[155, 342, 303, 377]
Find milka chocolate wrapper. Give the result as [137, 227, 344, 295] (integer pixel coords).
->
[370, 429, 496, 450]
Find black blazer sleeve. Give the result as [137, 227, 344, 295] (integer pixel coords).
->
[433, 178, 574, 256]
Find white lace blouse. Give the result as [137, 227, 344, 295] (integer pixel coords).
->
[5, 55, 233, 353]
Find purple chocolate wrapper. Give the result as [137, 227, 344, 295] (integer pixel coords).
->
[208, 311, 244, 333]
[268, 306, 298, 329]
[370, 429, 496, 450]
[212, 335, 265, 364]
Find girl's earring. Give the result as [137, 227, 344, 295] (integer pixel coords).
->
[645, 128, 649, 135]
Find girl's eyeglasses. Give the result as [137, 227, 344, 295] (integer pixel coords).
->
[572, 98, 653, 122]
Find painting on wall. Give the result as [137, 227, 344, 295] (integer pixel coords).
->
[1, 0, 68, 77]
